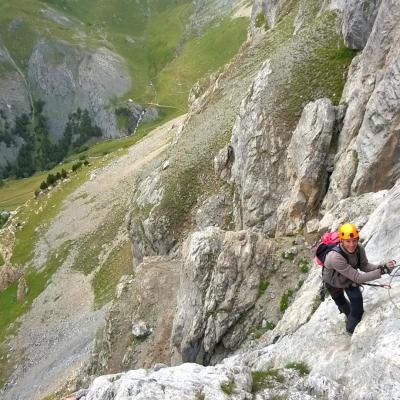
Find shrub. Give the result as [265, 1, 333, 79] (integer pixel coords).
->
[258, 279, 270, 297]
[46, 174, 56, 186]
[251, 321, 276, 338]
[0, 211, 10, 228]
[251, 369, 284, 393]
[280, 288, 293, 312]
[39, 181, 48, 191]
[255, 12, 269, 30]
[61, 169, 68, 179]
[71, 161, 83, 172]
[285, 361, 310, 376]
[220, 381, 235, 395]
[297, 279, 304, 289]
[298, 258, 309, 273]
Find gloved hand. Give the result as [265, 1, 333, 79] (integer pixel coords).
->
[379, 260, 396, 274]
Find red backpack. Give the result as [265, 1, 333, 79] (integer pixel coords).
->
[314, 231, 347, 266]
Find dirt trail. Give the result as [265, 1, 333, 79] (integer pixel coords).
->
[0, 115, 186, 400]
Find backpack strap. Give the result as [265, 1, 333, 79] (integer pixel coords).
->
[331, 244, 361, 268]
[331, 244, 349, 263]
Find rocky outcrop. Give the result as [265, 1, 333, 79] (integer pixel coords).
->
[28, 40, 131, 139]
[318, 190, 388, 233]
[68, 178, 400, 398]
[127, 170, 176, 267]
[342, 0, 382, 50]
[171, 227, 275, 365]
[74, 362, 252, 400]
[323, 0, 400, 210]
[276, 98, 343, 235]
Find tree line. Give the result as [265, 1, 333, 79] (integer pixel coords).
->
[0, 102, 102, 180]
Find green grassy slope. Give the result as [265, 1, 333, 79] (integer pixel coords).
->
[0, 0, 248, 111]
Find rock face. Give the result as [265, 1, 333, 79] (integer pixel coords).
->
[323, 0, 400, 210]
[28, 40, 131, 139]
[276, 98, 342, 234]
[171, 227, 275, 365]
[342, 0, 382, 50]
[76, 180, 400, 400]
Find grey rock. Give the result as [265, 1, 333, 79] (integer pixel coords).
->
[127, 170, 177, 266]
[214, 144, 234, 182]
[195, 189, 233, 230]
[79, 362, 252, 400]
[318, 190, 388, 233]
[40, 7, 75, 28]
[171, 227, 274, 364]
[324, 0, 400, 209]
[28, 39, 131, 139]
[276, 98, 337, 235]
[132, 320, 152, 338]
[342, 0, 382, 50]
[8, 17, 23, 32]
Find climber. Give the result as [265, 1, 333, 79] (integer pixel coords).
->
[322, 223, 396, 335]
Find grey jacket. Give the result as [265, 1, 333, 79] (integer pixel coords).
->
[322, 244, 381, 288]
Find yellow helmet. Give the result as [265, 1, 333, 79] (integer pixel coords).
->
[338, 223, 359, 240]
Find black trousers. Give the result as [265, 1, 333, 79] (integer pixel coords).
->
[325, 283, 364, 333]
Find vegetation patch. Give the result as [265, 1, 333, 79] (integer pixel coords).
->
[310, 294, 321, 315]
[157, 129, 231, 237]
[297, 279, 304, 289]
[0, 241, 71, 343]
[251, 369, 285, 393]
[255, 12, 269, 30]
[280, 288, 294, 313]
[10, 159, 99, 265]
[273, 11, 356, 132]
[258, 279, 270, 297]
[285, 361, 310, 376]
[251, 321, 276, 339]
[298, 258, 309, 273]
[93, 240, 133, 309]
[156, 17, 248, 110]
[220, 380, 235, 395]
[72, 210, 124, 276]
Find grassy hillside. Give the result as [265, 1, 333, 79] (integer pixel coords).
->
[0, 0, 248, 111]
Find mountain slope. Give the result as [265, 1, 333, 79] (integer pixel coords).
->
[0, 0, 249, 176]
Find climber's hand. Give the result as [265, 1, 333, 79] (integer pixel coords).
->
[380, 260, 396, 274]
